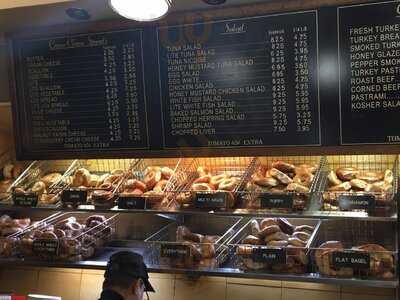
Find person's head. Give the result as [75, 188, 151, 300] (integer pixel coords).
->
[103, 251, 155, 300]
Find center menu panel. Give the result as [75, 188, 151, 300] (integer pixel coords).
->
[15, 29, 149, 154]
[157, 11, 320, 149]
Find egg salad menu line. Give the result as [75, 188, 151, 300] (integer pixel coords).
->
[14, 29, 149, 153]
[157, 11, 321, 149]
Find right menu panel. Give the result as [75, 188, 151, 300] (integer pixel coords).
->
[157, 11, 320, 149]
[338, 1, 400, 145]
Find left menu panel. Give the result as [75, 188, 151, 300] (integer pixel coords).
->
[13, 29, 149, 156]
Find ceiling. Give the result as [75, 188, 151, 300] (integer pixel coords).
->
[0, 0, 271, 33]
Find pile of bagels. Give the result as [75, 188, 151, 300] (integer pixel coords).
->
[18, 214, 111, 261]
[236, 218, 315, 273]
[323, 167, 394, 211]
[315, 241, 394, 279]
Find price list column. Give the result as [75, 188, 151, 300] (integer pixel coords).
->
[122, 42, 141, 143]
[293, 26, 313, 133]
[104, 45, 122, 143]
[269, 31, 288, 134]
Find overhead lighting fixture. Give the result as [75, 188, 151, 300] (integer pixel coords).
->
[109, 0, 172, 21]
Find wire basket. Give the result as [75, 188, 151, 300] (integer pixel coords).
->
[318, 155, 398, 216]
[0, 212, 62, 258]
[118, 158, 191, 211]
[227, 218, 320, 274]
[242, 156, 322, 213]
[11, 160, 77, 207]
[60, 159, 140, 208]
[168, 157, 255, 211]
[145, 214, 243, 270]
[15, 212, 118, 262]
[311, 219, 397, 280]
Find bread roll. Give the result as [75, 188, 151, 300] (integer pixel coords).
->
[336, 167, 359, 181]
[270, 168, 293, 185]
[327, 171, 342, 186]
[271, 161, 296, 173]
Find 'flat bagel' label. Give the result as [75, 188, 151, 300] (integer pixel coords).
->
[332, 251, 370, 270]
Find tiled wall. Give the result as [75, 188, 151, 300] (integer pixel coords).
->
[0, 267, 395, 300]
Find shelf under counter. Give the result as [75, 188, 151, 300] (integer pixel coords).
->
[0, 249, 397, 289]
[0, 203, 396, 222]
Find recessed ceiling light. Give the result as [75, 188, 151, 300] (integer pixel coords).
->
[109, 0, 172, 22]
[202, 0, 226, 4]
[65, 7, 91, 21]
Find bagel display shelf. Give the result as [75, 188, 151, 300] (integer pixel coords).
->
[242, 156, 322, 212]
[167, 157, 255, 210]
[10, 212, 117, 262]
[0, 212, 62, 258]
[227, 218, 320, 273]
[310, 219, 397, 280]
[319, 155, 399, 215]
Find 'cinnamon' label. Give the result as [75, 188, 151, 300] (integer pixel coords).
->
[338, 195, 375, 212]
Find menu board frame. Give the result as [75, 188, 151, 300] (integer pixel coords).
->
[156, 10, 322, 150]
[337, 1, 400, 145]
[8, 1, 400, 160]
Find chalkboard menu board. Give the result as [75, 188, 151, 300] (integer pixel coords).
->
[157, 11, 321, 149]
[14, 29, 149, 155]
[338, 1, 400, 145]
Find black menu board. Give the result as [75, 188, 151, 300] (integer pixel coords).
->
[14, 29, 149, 155]
[157, 11, 321, 149]
[338, 1, 400, 145]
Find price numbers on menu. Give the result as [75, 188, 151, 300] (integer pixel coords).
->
[269, 32, 288, 134]
[122, 43, 141, 142]
[294, 26, 312, 133]
[104, 46, 122, 143]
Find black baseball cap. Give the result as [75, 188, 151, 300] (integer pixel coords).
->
[105, 251, 155, 292]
